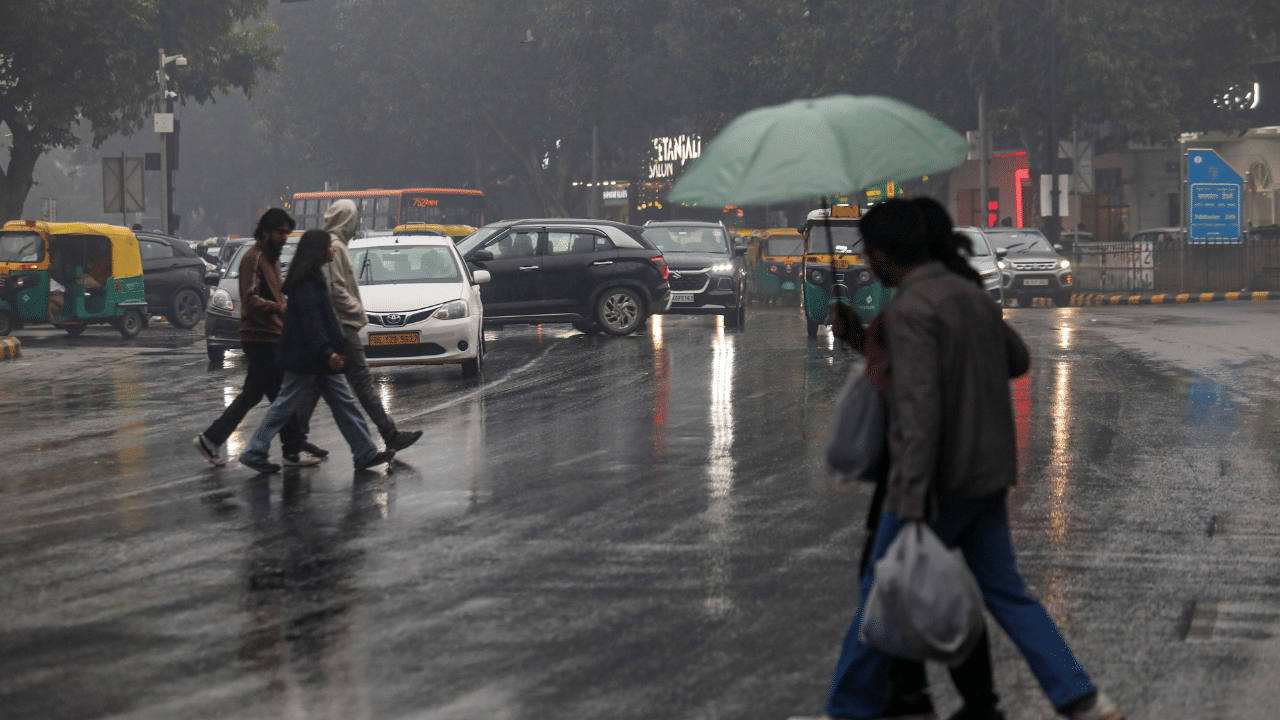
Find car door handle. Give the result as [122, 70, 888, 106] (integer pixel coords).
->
[519, 266, 538, 271]
[592, 261, 614, 266]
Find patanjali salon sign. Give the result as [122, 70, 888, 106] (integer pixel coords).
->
[648, 135, 701, 180]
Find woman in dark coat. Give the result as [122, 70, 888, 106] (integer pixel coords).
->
[238, 230, 395, 473]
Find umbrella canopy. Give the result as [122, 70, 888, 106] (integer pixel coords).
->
[668, 95, 971, 207]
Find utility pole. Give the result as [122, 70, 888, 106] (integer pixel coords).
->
[978, 86, 989, 228]
[156, 48, 186, 234]
[1045, 4, 1061, 243]
[589, 125, 599, 218]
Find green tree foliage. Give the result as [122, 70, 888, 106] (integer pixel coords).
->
[0, 0, 281, 221]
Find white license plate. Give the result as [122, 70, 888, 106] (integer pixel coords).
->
[1023, 278, 1050, 286]
[672, 293, 695, 302]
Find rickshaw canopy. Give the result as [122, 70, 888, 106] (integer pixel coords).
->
[2, 221, 143, 279]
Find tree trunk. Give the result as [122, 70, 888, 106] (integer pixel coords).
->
[0, 123, 43, 223]
[480, 107, 569, 217]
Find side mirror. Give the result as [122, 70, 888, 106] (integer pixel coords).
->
[472, 269, 491, 285]
[995, 248, 1008, 260]
[1053, 243, 1064, 252]
[734, 245, 747, 256]
[203, 271, 221, 286]
[470, 249, 494, 262]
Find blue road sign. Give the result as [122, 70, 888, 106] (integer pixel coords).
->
[1188, 149, 1243, 243]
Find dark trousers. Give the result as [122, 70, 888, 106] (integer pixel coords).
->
[203, 341, 304, 454]
[294, 325, 396, 440]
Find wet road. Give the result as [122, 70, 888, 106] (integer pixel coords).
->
[3, 303, 1280, 719]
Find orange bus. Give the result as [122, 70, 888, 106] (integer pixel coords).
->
[291, 188, 485, 236]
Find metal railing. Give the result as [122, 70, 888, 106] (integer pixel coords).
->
[1069, 228, 1280, 293]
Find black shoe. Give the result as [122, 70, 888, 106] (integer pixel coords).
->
[947, 706, 1005, 720]
[356, 449, 395, 470]
[239, 455, 281, 474]
[384, 430, 422, 452]
[300, 441, 329, 458]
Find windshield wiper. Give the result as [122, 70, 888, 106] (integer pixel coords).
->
[1002, 241, 1030, 252]
[358, 252, 372, 282]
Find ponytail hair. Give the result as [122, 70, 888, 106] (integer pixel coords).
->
[910, 197, 982, 288]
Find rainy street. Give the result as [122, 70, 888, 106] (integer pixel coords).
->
[1, 303, 1280, 720]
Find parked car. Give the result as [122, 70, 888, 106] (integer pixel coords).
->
[954, 226, 1005, 304]
[456, 219, 672, 336]
[203, 238, 299, 361]
[133, 230, 209, 328]
[348, 234, 489, 376]
[641, 220, 747, 328]
[982, 227, 1073, 306]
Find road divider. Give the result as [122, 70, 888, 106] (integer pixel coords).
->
[0, 336, 21, 360]
[1069, 291, 1280, 306]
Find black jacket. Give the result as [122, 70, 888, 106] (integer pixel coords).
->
[276, 277, 348, 375]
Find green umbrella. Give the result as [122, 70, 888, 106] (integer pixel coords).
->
[668, 94, 970, 207]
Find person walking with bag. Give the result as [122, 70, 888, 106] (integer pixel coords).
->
[193, 209, 326, 468]
[290, 199, 421, 453]
[238, 230, 395, 474]
[814, 200, 1124, 720]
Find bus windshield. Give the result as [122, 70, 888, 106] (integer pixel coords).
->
[400, 192, 485, 227]
[349, 245, 462, 285]
[0, 232, 44, 263]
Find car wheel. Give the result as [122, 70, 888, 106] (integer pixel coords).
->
[595, 287, 645, 336]
[572, 320, 602, 335]
[735, 304, 746, 328]
[63, 324, 86, 336]
[207, 345, 225, 362]
[117, 309, 144, 338]
[0, 311, 12, 336]
[807, 318, 821, 337]
[167, 288, 205, 329]
[462, 333, 484, 377]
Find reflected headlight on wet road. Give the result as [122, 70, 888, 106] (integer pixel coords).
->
[211, 288, 233, 311]
[434, 299, 468, 320]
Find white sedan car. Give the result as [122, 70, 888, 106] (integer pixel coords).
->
[348, 234, 490, 375]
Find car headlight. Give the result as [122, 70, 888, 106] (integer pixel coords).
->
[211, 288, 233, 311]
[858, 271, 872, 283]
[809, 270, 823, 283]
[711, 262, 735, 274]
[1059, 259, 1071, 269]
[434, 299, 468, 320]
[996, 260, 1007, 270]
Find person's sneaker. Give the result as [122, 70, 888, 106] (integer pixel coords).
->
[384, 430, 422, 452]
[282, 453, 322, 467]
[1063, 692, 1124, 720]
[356, 449, 396, 470]
[238, 455, 281, 474]
[300, 441, 329, 458]
[193, 434, 226, 467]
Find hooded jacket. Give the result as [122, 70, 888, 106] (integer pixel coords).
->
[320, 199, 368, 328]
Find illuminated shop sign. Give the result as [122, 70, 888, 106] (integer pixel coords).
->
[648, 134, 701, 181]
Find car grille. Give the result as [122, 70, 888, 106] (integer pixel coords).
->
[366, 305, 442, 327]
[669, 271, 710, 292]
[366, 342, 447, 359]
[1011, 261, 1058, 271]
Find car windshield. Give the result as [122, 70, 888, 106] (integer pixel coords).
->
[456, 226, 503, 256]
[642, 226, 728, 254]
[350, 245, 461, 285]
[956, 230, 993, 257]
[225, 242, 298, 279]
[764, 236, 804, 257]
[0, 232, 44, 263]
[807, 225, 863, 254]
[987, 231, 1053, 254]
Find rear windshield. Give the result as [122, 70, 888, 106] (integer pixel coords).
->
[642, 226, 728, 254]
[764, 237, 804, 257]
[350, 245, 462, 285]
[225, 242, 298, 279]
[0, 232, 44, 263]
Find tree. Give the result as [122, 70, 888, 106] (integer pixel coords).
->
[0, 0, 281, 222]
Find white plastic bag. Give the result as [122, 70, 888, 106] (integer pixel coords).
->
[825, 371, 888, 482]
[859, 521, 985, 667]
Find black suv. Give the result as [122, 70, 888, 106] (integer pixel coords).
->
[641, 221, 747, 328]
[133, 231, 208, 328]
[457, 219, 672, 336]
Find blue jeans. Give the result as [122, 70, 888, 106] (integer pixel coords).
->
[827, 491, 1095, 719]
[241, 372, 378, 467]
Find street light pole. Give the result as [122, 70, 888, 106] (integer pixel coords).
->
[156, 48, 186, 234]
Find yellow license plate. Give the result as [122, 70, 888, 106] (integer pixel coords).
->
[369, 332, 420, 346]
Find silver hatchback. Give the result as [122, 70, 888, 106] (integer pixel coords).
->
[954, 226, 1004, 304]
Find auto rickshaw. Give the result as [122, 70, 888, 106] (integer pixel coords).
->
[801, 204, 890, 336]
[393, 222, 478, 242]
[0, 220, 148, 337]
[745, 228, 805, 304]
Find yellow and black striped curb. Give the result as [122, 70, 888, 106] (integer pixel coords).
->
[0, 336, 20, 360]
[1069, 291, 1280, 306]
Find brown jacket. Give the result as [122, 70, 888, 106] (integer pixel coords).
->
[238, 241, 287, 344]
[882, 262, 1031, 519]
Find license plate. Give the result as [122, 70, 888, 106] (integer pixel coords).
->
[1023, 278, 1050, 286]
[781, 282, 796, 290]
[672, 293, 695, 302]
[369, 331, 420, 346]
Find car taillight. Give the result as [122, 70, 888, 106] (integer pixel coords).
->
[651, 256, 669, 280]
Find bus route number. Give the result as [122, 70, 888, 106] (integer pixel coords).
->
[413, 198, 439, 207]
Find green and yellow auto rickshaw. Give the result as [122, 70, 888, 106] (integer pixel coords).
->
[745, 228, 805, 303]
[800, 204, 891, 336]
[0, 220, 148, 337]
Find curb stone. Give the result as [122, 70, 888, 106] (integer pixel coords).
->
[1069, 291, 1280, 306]
[0, 336, 20, 360]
